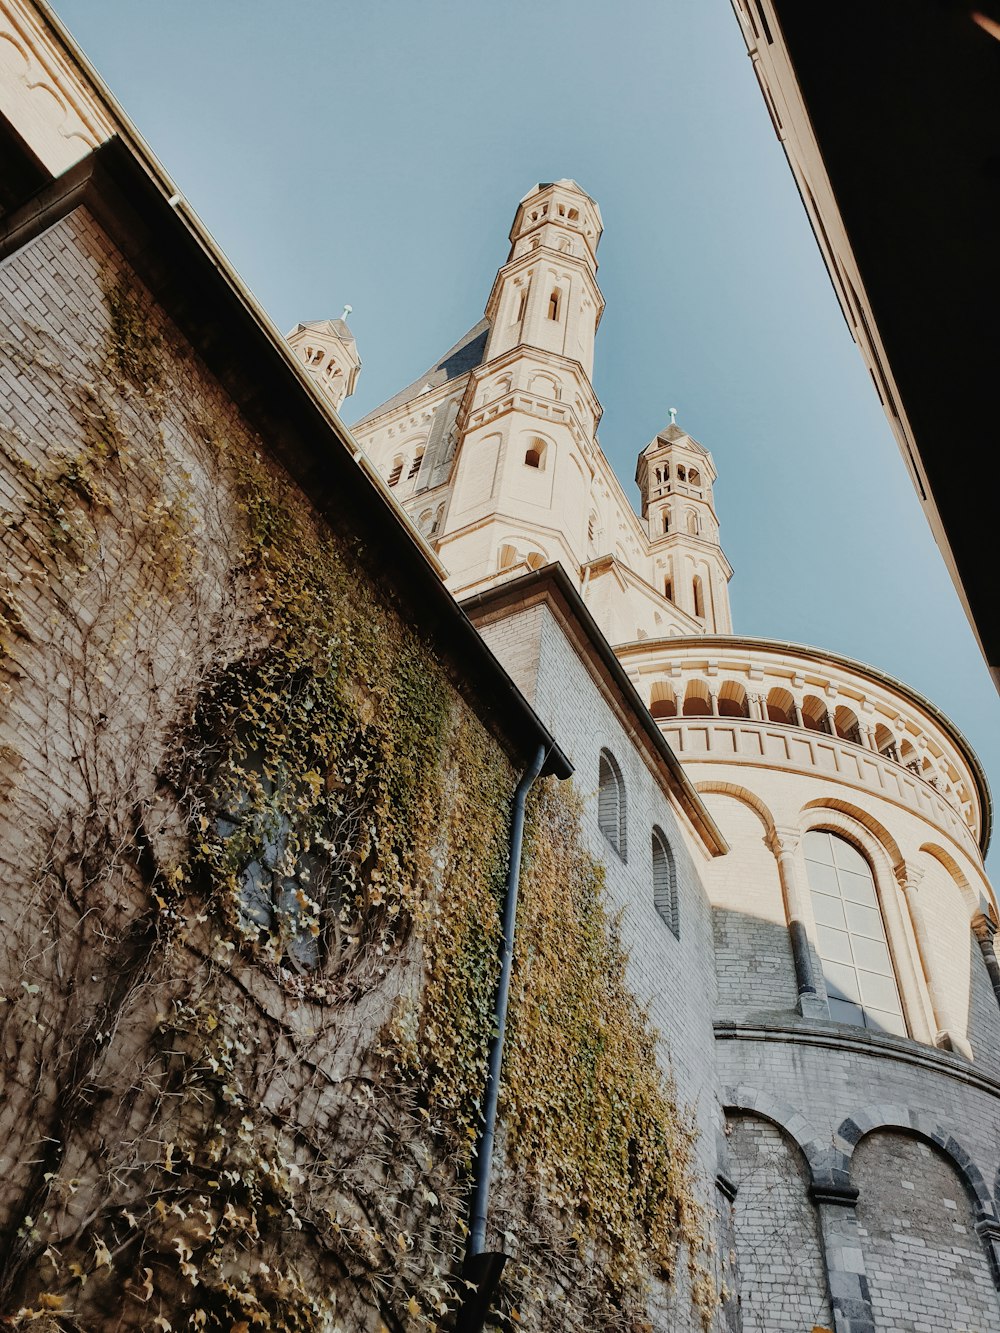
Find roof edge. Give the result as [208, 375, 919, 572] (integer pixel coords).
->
[461, 566, 730, 858]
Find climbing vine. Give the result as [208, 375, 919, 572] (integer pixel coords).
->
[0, 252, 716, 1332]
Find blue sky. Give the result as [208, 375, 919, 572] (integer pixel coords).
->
[51, 0, 998, 868]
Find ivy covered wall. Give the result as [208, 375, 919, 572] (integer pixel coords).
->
[0, 207, 719, 1332]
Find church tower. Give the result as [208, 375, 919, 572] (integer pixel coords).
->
[287, 315, 361, 412]
[482, 179, 604, 377]
[636, 416, 733, 633]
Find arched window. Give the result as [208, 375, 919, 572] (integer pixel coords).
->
[662, 510, 671, 534]
[418, 508, 433, 535]
[649, 681, 677, 720]
[430, 503, 445, 536]
[834, 705, 863, 746]
[311, 348, 324, 366]
[407, 450, 424, 480]
[652, 827, 679, 937]
[524, 437, 547, 469]
[686, 510, 699, 536]
[801, 695, 830, 734]
[516, 289, 528, 323]
[899, 739, 921, 775]
[677, 465, 687, 482]
[387, 456, 404, 487]
[598, 749, 627, 859]
[875, 724, 899, 763]
[682, 679, 711, 717]
[498, 543, 518, 571]
[525, 551, 546, 570]
[688, 467, 701, 486]
[692, 575, 706, 620]
[803, 830, 905, 1035]
[765, 687, 795, 726]
[547, 289, 561, 320]
[718, 680, 750, 718]
[664, 577, 673, 602]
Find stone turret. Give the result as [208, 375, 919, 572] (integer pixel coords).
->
[287, 315, 361, 412]
[636, 415, 733, 632]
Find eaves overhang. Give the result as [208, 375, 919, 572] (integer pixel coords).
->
[461, 565, 730, 858]
[0, 136, 572, 783]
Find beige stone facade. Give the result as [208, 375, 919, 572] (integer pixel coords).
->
[343, 177, 1000, 1332]
[4, 2, 1000, 1329]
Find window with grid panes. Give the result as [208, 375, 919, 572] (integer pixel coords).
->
[803, 830, 905, 1036]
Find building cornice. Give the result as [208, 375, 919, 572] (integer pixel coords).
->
[0, 135, 572, 782]
[615, 632, 992, 852]
[461, 564, 729, 857]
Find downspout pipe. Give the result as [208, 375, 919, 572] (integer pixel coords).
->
[468, 742, 547, 1259]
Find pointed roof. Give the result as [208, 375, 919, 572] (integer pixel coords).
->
[289, 317, 357, 349]
[521, 178, 596, 204]
[354, 318, 490, 425]
[641, 421, 709, 456]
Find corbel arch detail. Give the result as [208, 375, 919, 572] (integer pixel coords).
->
[837, 1106, 996, 1222]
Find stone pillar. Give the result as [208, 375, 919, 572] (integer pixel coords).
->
[709, 689, 720, 718]
[748, 692, 764, 721]
[900, 868, 968, 1054]
[858, 722, 875, 751]
[975, 1215, 1000, 1289]
[878, 867, 934, 1044]
[769, 828, 828, 1019]
[972, 911, 1000, 1016]
[792, 698, 804, 728]
[810, 1183, 876, 1333]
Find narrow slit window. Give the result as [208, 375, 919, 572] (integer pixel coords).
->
[598, 749, 627, 860]
[548, 290, 561, 321]
[652, 827, 679, 936]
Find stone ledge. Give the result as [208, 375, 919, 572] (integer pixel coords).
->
[715, 1016, 1000, 1099]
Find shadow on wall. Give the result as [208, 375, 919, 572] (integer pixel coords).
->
[712, 908, 800, 1018]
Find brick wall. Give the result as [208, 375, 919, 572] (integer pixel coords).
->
[727, 1114, 833, 1332]
[854, 1132, 1000, 1332]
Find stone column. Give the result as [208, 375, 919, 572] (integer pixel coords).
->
[878, 866, 934, 1044]
[810, 1182, 876, 1333]
[709, 689, 720, 718]
[975, 1215, 1000, 1289]
[972, 911, 1000, 1016]
[769, 828, 828, 1019]
[748, 692, 764, 722]
[900, 868, 967, 1055]
[793, 698, 804, 728]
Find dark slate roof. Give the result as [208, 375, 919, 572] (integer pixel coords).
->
[354, 318, 490, 425]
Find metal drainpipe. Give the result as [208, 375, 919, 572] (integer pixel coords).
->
[457, 742, 547, 1329]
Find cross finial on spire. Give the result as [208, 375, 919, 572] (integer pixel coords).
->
[341, 304, 353, 321]
[668, 406, 677, 426]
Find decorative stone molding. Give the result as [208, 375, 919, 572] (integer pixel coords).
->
[0, 0, 113, 173]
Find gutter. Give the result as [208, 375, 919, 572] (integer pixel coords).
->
[456, 743, 549, 1332]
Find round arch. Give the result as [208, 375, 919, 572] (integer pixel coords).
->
[696, 780, 777, 843]
[798, 805, 931, 1043]
[918, 841, 983, 917]
[723, 1084, 833, 1184]
[801, 797, 905, 876]
[837, 1106, 996, 1222]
